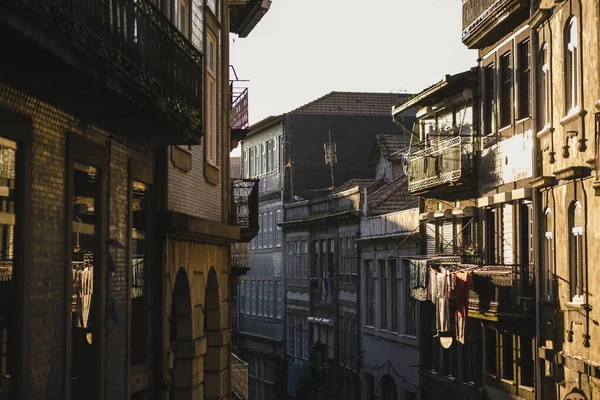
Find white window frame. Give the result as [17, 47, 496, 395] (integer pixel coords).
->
[206, 30, 218, 165]
[565, 17, 580, 115]
[538, 43, 550, 130]
[268, 281, 274, 317]
[570, 201, 585, 303]
[275, 209, 282, 247]
[175, 0, 189, 37]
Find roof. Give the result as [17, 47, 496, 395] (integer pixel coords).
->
[392, 70, 476, 116]
[374, 133, 410, 163]
[367, 176, 417, 215]
[290, 91, 412, 117]
[230, 156, 241, 179]
[332, 179, 385, 195]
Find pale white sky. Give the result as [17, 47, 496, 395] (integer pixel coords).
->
[230, 0, 477, 154]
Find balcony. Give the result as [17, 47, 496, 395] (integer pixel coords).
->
[231, 179, 259, 242]
[462, 0, 530, 49]
[230, 76, 250, 149]
[231, 242, 250, 278]
[407, 133, 476, 197]
[1, 0, 203, 143]
[469, 264, 534, 316]
[231, 353, 248, 400]
[230, 0, 271, 38]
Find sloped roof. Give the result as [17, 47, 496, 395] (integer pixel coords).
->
[332, 179, 385, 195]
[290, 91, 411, 117]
[367, 176, 416, 216]
[375, 133, 410, 162]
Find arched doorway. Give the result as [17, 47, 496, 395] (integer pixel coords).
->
[169, 268, 193, 400]
[204, 267, 223, 399]
[381, 375, 397, 400]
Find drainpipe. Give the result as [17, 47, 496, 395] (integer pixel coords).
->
[529, 1, 542, 399]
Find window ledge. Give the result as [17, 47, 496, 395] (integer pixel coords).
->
[536, 124, 553, 139]
[516, 116, 531, 125]
[498, 124, 513, 137]
[565, 300, 587, 309]
[560, 108, 586, 126]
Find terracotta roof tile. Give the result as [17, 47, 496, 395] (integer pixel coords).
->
[367, 176, 417, 215]
[290, 92, 412, 117]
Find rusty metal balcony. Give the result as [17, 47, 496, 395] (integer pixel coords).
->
[1, 0, 203, 143]
[230, 0, 271, 38]
[469, 264, 535, 316]
[231, 179, 259, 242]
[462, 0, 530, 49]
[406, 131, 476, 196]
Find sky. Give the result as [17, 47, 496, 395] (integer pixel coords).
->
[230, 0, 477, 154]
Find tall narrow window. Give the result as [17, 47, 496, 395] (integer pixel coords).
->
[537, 43, 550, 129]
[266, 140, 272, 173]
[570, 201, 585, 302]
[486, 328, 497, 376]
[565, 18, 579, 114]
[287, 315, 293, 355]
[268, 211, 273, 247]
[389, 260, 398, 332]
[131, 180, 150, 366]
[251, 281, 257, 315]
[405, 260, 417, 336]
[248, 147, 254, 178]
[287, 240, 293, 279]
[268, 281, 274, 317]
[275, 209, 282, 247]
[175, 0, 189, 37]
[258, 281, 263, 316]
[500, 52, 512, 128]
[502, 332, 514, 381]
[302, 317, 309, 360]
[245, 281, 251, 314]
[295, 241, 301, 278]
[518, 40, 531, 119]
[276, 281, 282, 319]
[303, 241, 309, 279]
[521, 335, 534, 387]
[484, 64, 495, 135]
[365, 260, 375, 326]
[239, 282, 245, 317]
[0, 138, 16, 396]
[379, 260, 387, 330]
[206, 31, 217, 165]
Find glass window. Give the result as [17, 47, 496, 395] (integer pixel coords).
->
[502, 332, 514, 381]
[570, 201, 585, 302]
[268, 211, 273, 247]
[486, 328, 497, 376]
[484, 64, 495, 135]
[275, 209, 282, 247]
[268, 281, 273, 317]
[500, 52, 512, 128]
[389, 260, 398, 332]
[251, 281, 257, 315]
[276, 281, 282, 319]
[565, 17, 579, 113]
[0, 138, 16, 395]
[379, 260, 387, 330]
[206, 31, 217, 165]
[365, 260, 374, 326]
[245, 281, 251, 314]
[537, 43, 550, 129]
[131, 181, 150, 366]
[258, 281, 263, 316]
[518, 40, 531, 119]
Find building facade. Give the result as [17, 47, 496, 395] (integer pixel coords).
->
[531, 1, 600, 399]
[0, 0, 268, 399]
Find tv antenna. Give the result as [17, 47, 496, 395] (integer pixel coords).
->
[324, 129, 337, 190]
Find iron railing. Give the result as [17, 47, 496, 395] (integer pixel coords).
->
[469, 263, 535, 314]
[231, 353, 248, 400]
[231, 179, 259, 235]
[12, 0, 203, 121]
[231, 82, 249, 130]
[407, 134, 475, 193]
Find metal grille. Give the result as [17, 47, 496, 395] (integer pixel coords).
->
[231, 353, 249, 399]
[231, 179, 259, 230]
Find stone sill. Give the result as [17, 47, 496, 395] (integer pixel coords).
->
[559, 107, 586, 127]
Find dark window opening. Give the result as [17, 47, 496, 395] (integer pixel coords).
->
[502, 332, 514, 381]
[500, 52, 512, 128]
[484, 65, 495, 135]
[518, 40, 531, 119]
[486, 328, 497, 376]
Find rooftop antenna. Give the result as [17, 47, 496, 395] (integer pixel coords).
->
[324, 129, 337, 190]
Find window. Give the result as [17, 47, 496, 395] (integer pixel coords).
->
[258, 281, 263, 316]
[389, 261, 398, 332]
[543, 208, 554, 300]
[206, 31, 217, 165]
[254, 146, 259, 178]
[261, 142, 266, 175]
[521, 335, 534, 387]
[266, 140, 272, 172]
[303, 241, 309, 278]
[295, 315, 302, 358]
[245, 281, 251, 314]
[268, 281, 274, 317]
[486, 208, 497, 264]
[251, 281, 257, 315]
[486, 328, 497, 376]
[365, 260, 375, 326]
[302, 318, 309, 360]
[175, 0, 189, 36]
[131, 180, 150, 366]
[243, 150, 249, 178]
[312, 241, 319, 278]
[537, 43, 550, 129]
[570, 201, 585, 302]
[268, 211, 273, 247]
[275, 209, 282, 246]
[239, 282, 245, 316]
[276, 281, 282, 319]
[287, 315, 293, 355]
[565, 17, 579, 114]
[405, 261, 417, 336]
[287, 240, 293, 279]
[295, 241, 301, 278]
[500, 52, 512, 128]
[379, 260, 387, 330]
[518, 40, 530, 119]
[248, 147, 254, 178]
[502, 332, 514, 380]
[484, 64, 495, 135]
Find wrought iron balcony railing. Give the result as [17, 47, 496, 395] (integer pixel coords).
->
[231, 83, 249, 131]
[462, 0, 529, 47]
[407, 133, 475, 194]
[469, 263, 535, 315]
[231, 179, 259, 242]
[11, 0, 203, 133]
